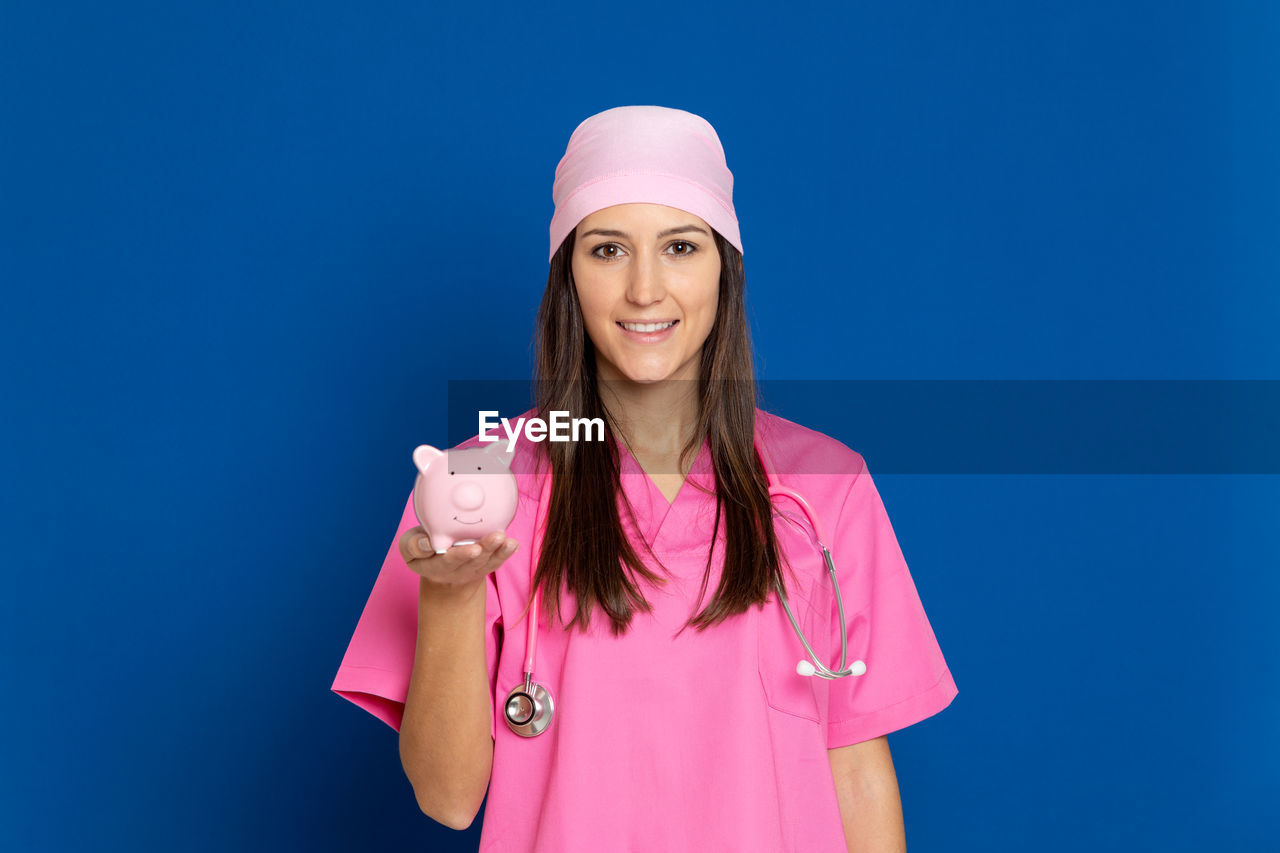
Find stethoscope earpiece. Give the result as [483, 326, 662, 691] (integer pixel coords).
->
[796, 658, 867, 678]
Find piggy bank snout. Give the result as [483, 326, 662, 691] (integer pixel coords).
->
[450, 479, 488, 511]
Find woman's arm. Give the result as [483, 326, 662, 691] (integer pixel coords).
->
[828, 736, 906, 853]
[399, 575, 495, 830]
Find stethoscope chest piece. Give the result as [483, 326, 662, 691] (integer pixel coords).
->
[504, 675, 555, 737]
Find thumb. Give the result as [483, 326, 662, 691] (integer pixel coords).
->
[399, 527, 435, 562]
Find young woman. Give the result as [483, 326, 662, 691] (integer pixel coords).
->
[332, 105, 958, 852]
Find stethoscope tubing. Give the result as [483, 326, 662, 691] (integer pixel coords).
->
[755, 440, 857, 680]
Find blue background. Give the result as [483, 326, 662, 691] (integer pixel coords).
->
[3, 1, 1277, 850]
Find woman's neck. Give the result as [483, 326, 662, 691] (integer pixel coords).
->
[598, 377, 700, 460]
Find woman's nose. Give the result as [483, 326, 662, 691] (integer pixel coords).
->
[626, 257, 665, 303]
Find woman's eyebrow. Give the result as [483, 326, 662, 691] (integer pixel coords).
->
[580, 224, 710, 240]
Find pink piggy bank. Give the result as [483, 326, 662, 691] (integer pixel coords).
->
[411, 443, 518, 554]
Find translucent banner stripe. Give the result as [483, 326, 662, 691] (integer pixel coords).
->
[444, 380, 1280, 474]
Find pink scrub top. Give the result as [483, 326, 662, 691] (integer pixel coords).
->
[332, 408, 958, 851]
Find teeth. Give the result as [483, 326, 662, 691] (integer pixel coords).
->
[620, 321, 675, 333]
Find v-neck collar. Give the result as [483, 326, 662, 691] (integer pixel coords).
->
[615, 434, 715, 548]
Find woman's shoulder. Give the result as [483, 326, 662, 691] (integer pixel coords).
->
[754, 407, 867, 480]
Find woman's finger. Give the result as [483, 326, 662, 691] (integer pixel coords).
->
[478, 538, 519, 574]
[445, 532, 509, 580]
[397, 527, 433, 563]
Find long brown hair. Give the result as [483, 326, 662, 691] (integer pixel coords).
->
[531, 226, 786, 637]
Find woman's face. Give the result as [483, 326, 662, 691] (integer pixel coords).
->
[572, 203, 721, 385]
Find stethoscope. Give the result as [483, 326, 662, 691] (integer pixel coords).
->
[503, 435, 868, 737]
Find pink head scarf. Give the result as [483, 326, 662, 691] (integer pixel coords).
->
[547, 105, 744, 263]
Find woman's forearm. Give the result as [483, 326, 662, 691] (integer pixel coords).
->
[829, 737, 906, 853]
[398, 576, 495, 830]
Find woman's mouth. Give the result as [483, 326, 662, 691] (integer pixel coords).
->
[617, 319, 678, 343]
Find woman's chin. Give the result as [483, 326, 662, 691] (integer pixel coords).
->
[598, 353, 696, 386]
[609, 365, 678, 385]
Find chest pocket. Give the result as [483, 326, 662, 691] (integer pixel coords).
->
[756, 557, 832, 723]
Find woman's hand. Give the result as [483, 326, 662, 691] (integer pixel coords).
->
[397, 527, 519, 592]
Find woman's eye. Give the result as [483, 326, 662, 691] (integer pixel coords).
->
[590, 241, 698, 261]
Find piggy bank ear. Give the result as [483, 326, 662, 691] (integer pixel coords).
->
[481, 439, 515, 469]
[412, 445, 444, 475]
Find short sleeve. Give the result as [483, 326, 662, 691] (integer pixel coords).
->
[824, 458, 958, 748]
[331, 489, 504, 739]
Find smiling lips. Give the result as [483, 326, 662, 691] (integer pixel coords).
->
[617, 319, 679, 341]
[618, 319, 677, 332]
[453, 516, 483, 525]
